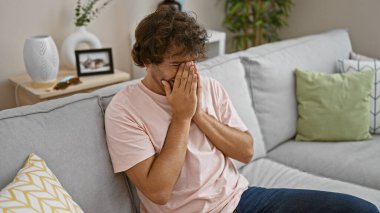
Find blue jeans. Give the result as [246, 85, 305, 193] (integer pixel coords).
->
[236, 187, 379, 213]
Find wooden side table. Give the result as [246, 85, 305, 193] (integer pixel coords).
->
[9, 69, 131, 106]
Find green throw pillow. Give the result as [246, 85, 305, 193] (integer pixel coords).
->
[295, 69, 373, 141]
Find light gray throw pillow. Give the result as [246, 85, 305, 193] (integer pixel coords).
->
[338, 59, 380, 134]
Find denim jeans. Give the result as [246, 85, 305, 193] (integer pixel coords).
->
[235, 187, 379, 213]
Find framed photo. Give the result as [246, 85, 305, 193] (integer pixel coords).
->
[75, 48, 114, 76]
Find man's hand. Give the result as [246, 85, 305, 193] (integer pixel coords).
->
[193, 65, 205, 122]
[190, 65, 254, 163]
[162, 62, 198, 121]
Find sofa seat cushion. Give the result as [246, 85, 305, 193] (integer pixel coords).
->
[0, 93, 133, 213]
[240, 158, 380, 209]
[267, 137, 380, 190]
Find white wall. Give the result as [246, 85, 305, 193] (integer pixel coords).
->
[0, 0, 224, 110]
[5, 1, 378, 110]
[279, 0, 380, 59]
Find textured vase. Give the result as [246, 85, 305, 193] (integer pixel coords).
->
[61, 26, 102, 69]
[23, 35, 59, 87]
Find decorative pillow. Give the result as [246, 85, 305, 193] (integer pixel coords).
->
[0, 153, 83, 213]
[338, 59, 380, 134]
[295, 69, 373, 141]
[349, 51, 374, 61]
[240, 30, 351, 151]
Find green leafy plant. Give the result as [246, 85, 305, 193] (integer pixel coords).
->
[74, 0, 113, 27]
[224, 0, 293, 51]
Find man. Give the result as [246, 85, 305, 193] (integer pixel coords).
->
[105, 9, 379, 213]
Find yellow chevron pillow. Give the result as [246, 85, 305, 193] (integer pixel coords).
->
[0, 153, 83, 213]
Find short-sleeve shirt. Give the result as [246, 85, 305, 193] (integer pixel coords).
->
[105, 76, 249, 213]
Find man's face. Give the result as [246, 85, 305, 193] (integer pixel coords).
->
[148, 54, 197, 88]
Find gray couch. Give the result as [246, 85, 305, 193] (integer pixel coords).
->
[1, 29, 379, 212]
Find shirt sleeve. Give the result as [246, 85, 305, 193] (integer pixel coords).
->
[105, 102, 156, 173]
[211, 79, 248, 132]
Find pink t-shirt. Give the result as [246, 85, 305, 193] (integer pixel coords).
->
[105, 76, 249, 213]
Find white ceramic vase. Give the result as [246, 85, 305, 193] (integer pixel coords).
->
[23, 35, 59, 87]
[61, 26, 102, 69]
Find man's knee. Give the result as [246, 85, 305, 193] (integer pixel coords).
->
[355, 201, 379, 213]
[342, 196, 379, 213]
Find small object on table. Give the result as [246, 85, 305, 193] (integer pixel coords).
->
[54, 76, 82, 90]
[44, 76, 81, 92]
[9, 69, 131, 106]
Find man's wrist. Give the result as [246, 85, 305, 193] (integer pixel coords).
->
[192, 110, 207, 124]
[171, 114, 193, 124]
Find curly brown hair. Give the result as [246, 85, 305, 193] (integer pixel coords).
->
[131, 9, 208, 67]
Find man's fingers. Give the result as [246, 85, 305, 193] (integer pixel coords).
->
[180, 62, 191, 90]
[162, 80, 172, 96]
[195, 69, 202, 96]
[186, 66, 196, 93]
[173, 63, 185, 89]
[190, 72, 197, 95]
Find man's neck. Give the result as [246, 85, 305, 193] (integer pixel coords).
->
[142, 77, 166, 96]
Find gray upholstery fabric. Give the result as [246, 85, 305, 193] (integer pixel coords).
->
[93, 79, 141, 111]
[240, 29, 352, 151]
[240, 158, 380, 209]
[92, 79, 142, 212]
[242, 29, 348, 58]
[196, 55, 266, 163]
[268, 137, 380, 190]
[0, 93, 133, 213]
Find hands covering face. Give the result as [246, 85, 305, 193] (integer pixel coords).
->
[161, 61, 201, 121]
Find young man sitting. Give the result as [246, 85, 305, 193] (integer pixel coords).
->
[105, 9, 379, 213]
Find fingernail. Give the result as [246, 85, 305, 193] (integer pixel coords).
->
[161, 80, 165, 85]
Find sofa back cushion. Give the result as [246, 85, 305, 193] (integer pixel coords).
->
[241, 29, 352, 151]
[93, 79, 141, 112]
[0, 93, 133, 213]
[197, 55, 266, 164]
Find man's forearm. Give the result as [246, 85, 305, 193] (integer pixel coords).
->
[193, 111, 253, 163]
[145, 117, 191, 203]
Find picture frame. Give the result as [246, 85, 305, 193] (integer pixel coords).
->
[75, 48, 114, 76]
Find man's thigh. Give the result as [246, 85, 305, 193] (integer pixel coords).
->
[235, 187, 379, 213]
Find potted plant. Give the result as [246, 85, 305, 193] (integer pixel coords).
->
[75, 0, 113, 27]
[224, 0, 293, 51]
[62, 0, 113, 69]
